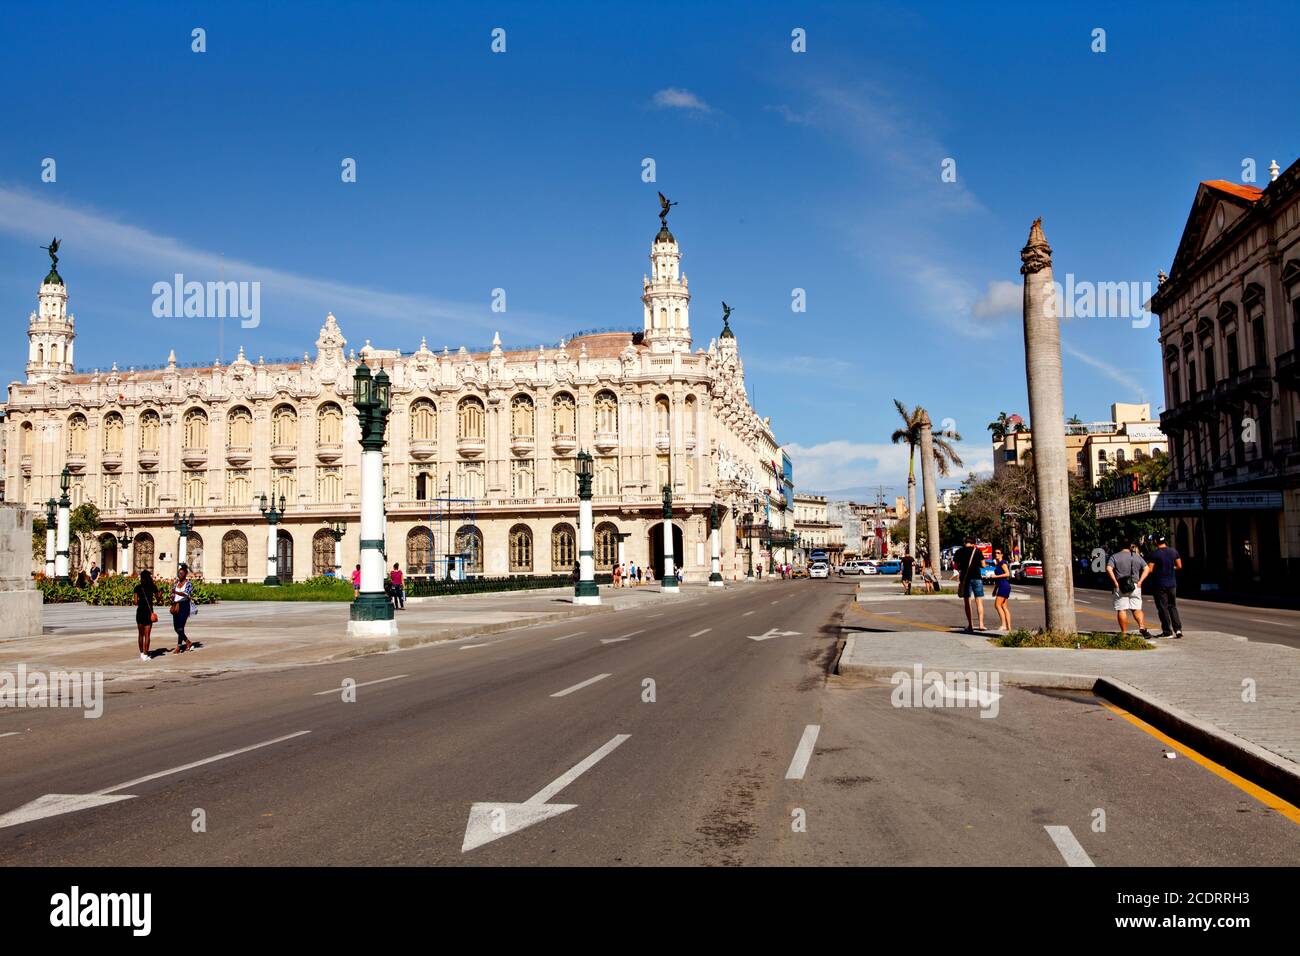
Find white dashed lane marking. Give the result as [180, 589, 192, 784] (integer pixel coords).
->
[784, 724, 821, 780]
[312, 675, 408, 696]
[550, 673, 612, 698]
[1044, 825, 1095, 867]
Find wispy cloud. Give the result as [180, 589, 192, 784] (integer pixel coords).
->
[788, 438, 992, 495]
[651, 87, 712, 112]
[771, 82, 1010, 339]
[971, 279, 1021, 319]
[1062, 341, 1147, 401]
[0, 185, 559, 342]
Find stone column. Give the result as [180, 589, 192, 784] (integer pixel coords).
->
[709, 515, 723, 586]
[44, 503, 57, 577]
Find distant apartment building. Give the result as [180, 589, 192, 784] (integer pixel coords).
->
[993, 403, 1167, 487]
[793, 493, 844, 565]
[938, 488, 963, 512]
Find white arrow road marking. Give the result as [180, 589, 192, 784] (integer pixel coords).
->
[1044, 825, 1095, 867]
[551, 673, 612, 698]
[551, 632, 587, 642]
[618, 630, 645, 639]
[600, 638, 630, 644]
[931, 680, 1002, 708]
[785, 725, 821, 780]
[747, 628, 801, 642]
[312, 675, 407, 696]
[461, 734, 630, 852]
[0, 730, 312, 830]
[690, 628, 711, 637]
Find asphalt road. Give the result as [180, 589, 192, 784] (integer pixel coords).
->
[2, 579, 1297, 865]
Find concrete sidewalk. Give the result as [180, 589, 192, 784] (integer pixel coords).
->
[837, 625, 1300, 804]
[0, 583, 708, 684]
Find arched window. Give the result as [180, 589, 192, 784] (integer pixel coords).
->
[20, 421, 33, 457]
[134, 532, 155, 575]
[595, 522, 619, 571]
[272, 404, 297, 446]
[511, 395, 534, 437]
[596, 457, 618, 496]
[407, 527, 434, 575]
[227, 406, 253, 446]
[552, 392, 576, 435]
[221, 530, 248, 579]
[655, 395, 670, 433]
[185, 531, 204, 576]
[509, 524, 533, 572]
[67, 413, 88, 455]
[183, 408, 208, 449]
[684, 395, 697, 439]
[103, 412, 124, 453]
[183, 471, 206, 507]
[102, 477, 121, 509]
[1116, 448, 1126, 465]
[139, 410, 161, 452]
[551, 523, 576, 570]
[316, 403, 343, 445]
[225, 469, 251, 506]
[410, 399, 437, 441]
[455, 525, 483, 574]
[595, 390, 618, 433]
[554, 459, 576, 497]
[139, 478, 157, 509]
[458, 397, 485, 439]
[312, 529, 336, 576]
[317, 466, 342, 503]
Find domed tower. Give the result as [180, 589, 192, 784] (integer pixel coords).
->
[27, 238, 76, 383]
[641, 199, 692, 353]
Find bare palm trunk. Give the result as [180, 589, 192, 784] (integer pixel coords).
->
[919, 413, 941, 572]
[906, 452, 917, 558]
[1020, 219, 1076, 633]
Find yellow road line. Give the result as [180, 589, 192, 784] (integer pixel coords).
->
[850, 602, 952, 633]
[1102, 701, 1300, 826]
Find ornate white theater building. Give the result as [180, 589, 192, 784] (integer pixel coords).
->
[5, 213, 794, 585]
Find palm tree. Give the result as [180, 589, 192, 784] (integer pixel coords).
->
[890, 400, 923, 558]
[1020, 218, 1076, 633]
[893, 401, 964, 560]
[920, 412, 963, 567]
[987, 411, 1027, 441]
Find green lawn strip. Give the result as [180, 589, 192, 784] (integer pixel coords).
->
[992, 628, 1153, 650]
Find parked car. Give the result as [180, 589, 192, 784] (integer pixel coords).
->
[875, 559, 902, 575]
[1019, 560, 1043, 583]
[791, 566, 809, 579]
[809, 563, 830, 579]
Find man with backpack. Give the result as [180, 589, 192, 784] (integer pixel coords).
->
[1107, 538, 1152, 638]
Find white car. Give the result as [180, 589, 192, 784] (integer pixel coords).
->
[838, 560, 873, 576]
[809, 563, 830, 579]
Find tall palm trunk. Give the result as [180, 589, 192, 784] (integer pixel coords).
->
[906, 450, 917, 558]
[919, 412, 941, 571]
[1020, 219, 1076, 633]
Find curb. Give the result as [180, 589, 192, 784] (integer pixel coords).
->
[1094, 676, 1300, 808]
[834, 636, 1300, 808]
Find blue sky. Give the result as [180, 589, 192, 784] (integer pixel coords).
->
[2, 0, 1295, 497]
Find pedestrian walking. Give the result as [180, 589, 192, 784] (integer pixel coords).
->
[390, 563, 405, 610]
[1107, 539, 1152, 638]
[1146, 535, 1184, 638]
[920, 557, 939, 594]
[351, 564, 361, 595]
[991, 547, 1013, 632]
[900, 550, 915, 595]
[953, 535, 987, 633]
[133, 569, 161, 662]
[170, 563, 195, 653]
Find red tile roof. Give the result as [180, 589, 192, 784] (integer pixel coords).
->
[1201, 180, 1263, 202]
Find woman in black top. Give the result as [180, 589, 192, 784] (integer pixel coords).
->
[133, 569, 160, 662]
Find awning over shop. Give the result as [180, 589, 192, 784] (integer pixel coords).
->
[1095, 490, 1283, 520]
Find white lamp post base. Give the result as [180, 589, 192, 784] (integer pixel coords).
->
[708, 579, 725, 588]
[346, 618, 399, 638]
[574, 594, 602, 606]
